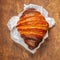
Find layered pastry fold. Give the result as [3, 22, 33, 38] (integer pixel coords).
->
[16, 8, 49, 50]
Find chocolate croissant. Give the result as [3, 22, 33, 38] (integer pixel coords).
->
[16, 8, 49, 50]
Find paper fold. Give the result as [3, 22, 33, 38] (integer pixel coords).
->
[7, 4, 55, 54]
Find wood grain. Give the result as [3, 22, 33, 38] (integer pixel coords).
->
[0, 0, 60, 60]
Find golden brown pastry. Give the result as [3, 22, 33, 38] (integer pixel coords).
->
[16, 8, 49, 50]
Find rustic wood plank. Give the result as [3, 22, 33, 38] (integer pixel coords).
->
[0, 0, 60, 60]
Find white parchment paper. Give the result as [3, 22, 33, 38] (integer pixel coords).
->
[7, 4, 55, 54]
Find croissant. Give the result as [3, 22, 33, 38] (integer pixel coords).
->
[16, 8, 49, 50]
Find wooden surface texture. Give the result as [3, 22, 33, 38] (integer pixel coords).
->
[0, 0, 60, 60]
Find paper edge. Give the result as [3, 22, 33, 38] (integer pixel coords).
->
[7, 4, 55, 54]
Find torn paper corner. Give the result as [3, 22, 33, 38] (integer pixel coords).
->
[7, 4, 55, 54]
[45, 17, 56, 28]
[7, 16, 19, 31]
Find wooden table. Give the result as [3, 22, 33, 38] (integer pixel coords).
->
[0, 0, 60, 60]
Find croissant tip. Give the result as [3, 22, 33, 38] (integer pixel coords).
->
[24, 38, 42, 50]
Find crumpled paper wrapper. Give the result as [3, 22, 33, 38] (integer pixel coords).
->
[7, 4, 55, 54]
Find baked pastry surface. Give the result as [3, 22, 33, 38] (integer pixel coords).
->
[16, 8, 49, 50]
